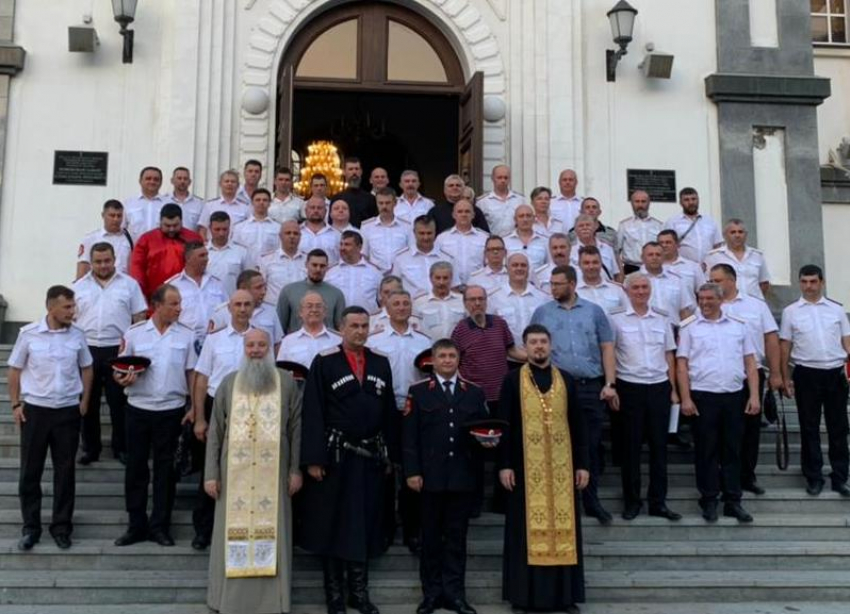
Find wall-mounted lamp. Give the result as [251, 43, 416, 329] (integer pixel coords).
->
[606, 0, 638, 83]
[111, 0, 138, 64]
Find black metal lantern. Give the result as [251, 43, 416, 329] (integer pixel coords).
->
[111, 0, 138, 64]
[606, 1, 638, 82]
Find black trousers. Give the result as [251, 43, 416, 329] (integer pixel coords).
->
[19, 404, 80, 538]
[691, 390, 745, 504]
[793, 365, 850, 486]
[81, 345, 127, 458]
[125, 405, 184, 534]
[617, 379, 671, 507]
[192, 395, 216, 539]
[571, 378, 606, 511]
[419, 490, 475, 602]
[740, 369, 766, 487]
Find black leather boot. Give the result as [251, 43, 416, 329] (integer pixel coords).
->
[323, 557, 346, 614]
[347, 561, 380, 614]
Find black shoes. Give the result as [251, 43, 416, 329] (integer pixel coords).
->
[648, 505, 682, 521]
[701, 500, 719, 523]
[621, 503, 641, 520]
[806, 480, 825, 496]
[114, 531, 147, 547]
[347, 563, 379, 614]
[17, 533, 38, 551]
[445, 599, 477, 614]
[585, 504, 613, 526]
[78, 454, 99, 466]
[417, 597, 442, 614]
[742, 481, 766, 495]
[191, 534, 211, 551]
[667, 433, 692, 450]
[323, 558, 346, 614]
[149, 531, 175, 547]
[405, 536, 422, 556]
[832, 482, 850, 497]
[723, 502, 753, 523]
[53, 534, 72, 549]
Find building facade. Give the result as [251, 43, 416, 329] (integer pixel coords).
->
[0, 0, 847, 331]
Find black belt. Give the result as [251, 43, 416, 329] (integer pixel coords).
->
[572, 376, 605, 386]
[326, 429, 388, 466]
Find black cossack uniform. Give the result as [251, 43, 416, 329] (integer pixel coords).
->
[403, 375, 489, 603]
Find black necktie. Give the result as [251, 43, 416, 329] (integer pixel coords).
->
[443, 380, 453, 402]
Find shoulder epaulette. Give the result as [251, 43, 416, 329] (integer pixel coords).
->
[727, 314, 747, 325]
[534, 263, 550, 274]
[412, 291, 428, 301]
[394, 247, 411, 256]
[749, 247, 764, 255]
[165, 272, 181, 283]
[412, 329, 430, 339]
[19, 322, 39, 333]
[361, 216, 378, 226]
[679, 314, 697, 327]
[650, 306, 669, 317]
[259, 249, 276, 259]
[827, 297, 844, 306]
[609, 307, 627, 315]
[609, 280, 624, 287]
[129, 320, 147, 329]
[411, 377, 431, 387]
[706, 247, 723, 255]
[618, 216, 632, 224]
[369, 347, 388, 357]
[368, 328, 384, 337]
[320, 346, 340, 356]
[208, 325, 227, 336]
[175, 321, 194, 331]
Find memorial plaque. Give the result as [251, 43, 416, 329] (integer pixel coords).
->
[627, 169, 677, 203]
[53, 151, 108, 186]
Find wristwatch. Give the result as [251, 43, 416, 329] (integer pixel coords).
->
[12, 402, 22, 410]
[604, 382, 616, 390]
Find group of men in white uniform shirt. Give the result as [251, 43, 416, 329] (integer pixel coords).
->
[10, 157, 850, 555]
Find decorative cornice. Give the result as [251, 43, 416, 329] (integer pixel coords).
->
[705, 73, 831, 106]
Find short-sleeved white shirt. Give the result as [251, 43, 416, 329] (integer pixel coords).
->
[194, 324, 250, 397]
[299, 223, 341, 265]
[206, 242, 249, 297]
[166, 271, 228, 344]
[617, 216, 663, 266]
[124, 194, 169, 241]
[703, 245, 771, 300]
[721, 293, 778, 365]
[477, 191, 525, 237]
[258, 249, 308, 305]
[199, 198, 251, 230]
[367, 325, 432, 408]
[550, 194, 582, 231]
[269, 194, 305, 224]
[663, 213, 722, 263]
[391, 247, 459, 298]
[779, 296, 850, 370]
[577, 280, 629, 315]
[232, 216, 282, 268]
[208, 302, 284, 346]
[276, 326, 341, 370]
[360, 217, 412, 273]
[664, 256, 705, 295]
[165, 193, 205, 232]
[394, 194, 435, 225]
[468, 266, 508, 294]
[325, 257, 383, 313]
[78, 228, 133, 274]
[641, 268, 696, 324]
[488, 282, 549, 346]
[413, 291, 466, 340]
[570, 241, 620, 279]
[121, 320, 196, 410]
[611, 306, 676, 384]
[8, 320, 93, 408]
[504, 231, 549, 270]
[434, 226, 489, 284]
[72, 272, 147, 347]
[677, 313, 756, 392]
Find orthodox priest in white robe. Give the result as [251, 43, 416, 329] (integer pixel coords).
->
[204, 329, 303, 614]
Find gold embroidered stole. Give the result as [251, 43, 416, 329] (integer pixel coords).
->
[519, 365, 577, 566]
[224, 370, 283, 578]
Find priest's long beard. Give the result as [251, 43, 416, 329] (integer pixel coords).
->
[236, 353, 277, 395]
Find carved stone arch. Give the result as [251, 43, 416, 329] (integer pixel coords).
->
[238, 0, 507, 186]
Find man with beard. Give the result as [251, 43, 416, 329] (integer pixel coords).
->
[616, 190, 662, 275]
[204, 328, 303, 614]
[662, 187, 722, 263]
[336, 157, 378, 227]
[300, 197, 342, 265]
[276, 249, 346, 334]
[299, 306, 398, 614]
[73, 242, 147, 465]
[130, 203, 203, 302]
[496, 324, 589, 614]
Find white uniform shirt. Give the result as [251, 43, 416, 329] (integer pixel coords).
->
[488, 283, 549, 346]
[206, 242, 249, 297]
[208, 302, 284, 346]
[663, 213, 722, 263]
[641, 268, 695, 324]
[166, 271, 228, 344]
[72, 272, 147, 347]
[124, 194, 169, 241]
[570, 242, 620, 279]
[232, 216, 282, 268]
[78, 228, 133, 274]
[367, 325, 432, 408]
[8, 320, 93, 408]
[360, 217, 412, 273]
[165, 193, 205, 232]
[610, 306, 676, 384]
[703, 245, 770, 300]
[722, 293, 777, 365]
[434, 226, 489, 284]
[477, 190, 525, 237]
[577, 280, 629, 314]
[235, 186, 253, 206]
[199, 198, 251, 230]
[369, 308, 423, 334]
[550, 194, 583, 231]
[677, 313, 756, 392]
[194, 324, 250, 397]
[413, 291, 466, 340]
[617, 215, 663, 266]
[258, 249, 308, 305]
[120, 320, 197, 410]
[779, 297, 850, 370]
[532, 263, 584, 294]
[468, 266, 509, 294]
[391, 247, 459, 297]
[533, 217, 565, 238]
[394, 194, 435, 225]
[299, 223, 341, 265]
[325, 257, 383, 312]
[269, 194, 305, 224]
[276, 326, 342, 369]
[504, 231, 549, 270]
[664, 256, 705, 295]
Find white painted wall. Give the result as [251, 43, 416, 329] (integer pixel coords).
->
[823, 204, 850, 303]
[814, 49, 850, 163]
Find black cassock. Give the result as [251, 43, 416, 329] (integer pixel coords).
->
[495, 365, 590, 609]
[298, 345, 399, 563]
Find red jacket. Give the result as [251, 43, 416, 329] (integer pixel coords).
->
[130, 228, 203, 300]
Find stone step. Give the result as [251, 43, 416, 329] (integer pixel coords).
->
[2, 569, 850, 605]
[1, 538, 848, 573]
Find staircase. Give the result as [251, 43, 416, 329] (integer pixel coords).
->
[1, 343, 850, 613]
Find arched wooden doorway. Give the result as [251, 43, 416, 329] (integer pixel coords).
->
[276, 1, 483, 195]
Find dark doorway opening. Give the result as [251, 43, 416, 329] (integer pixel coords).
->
[292, 89, 459, 199]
